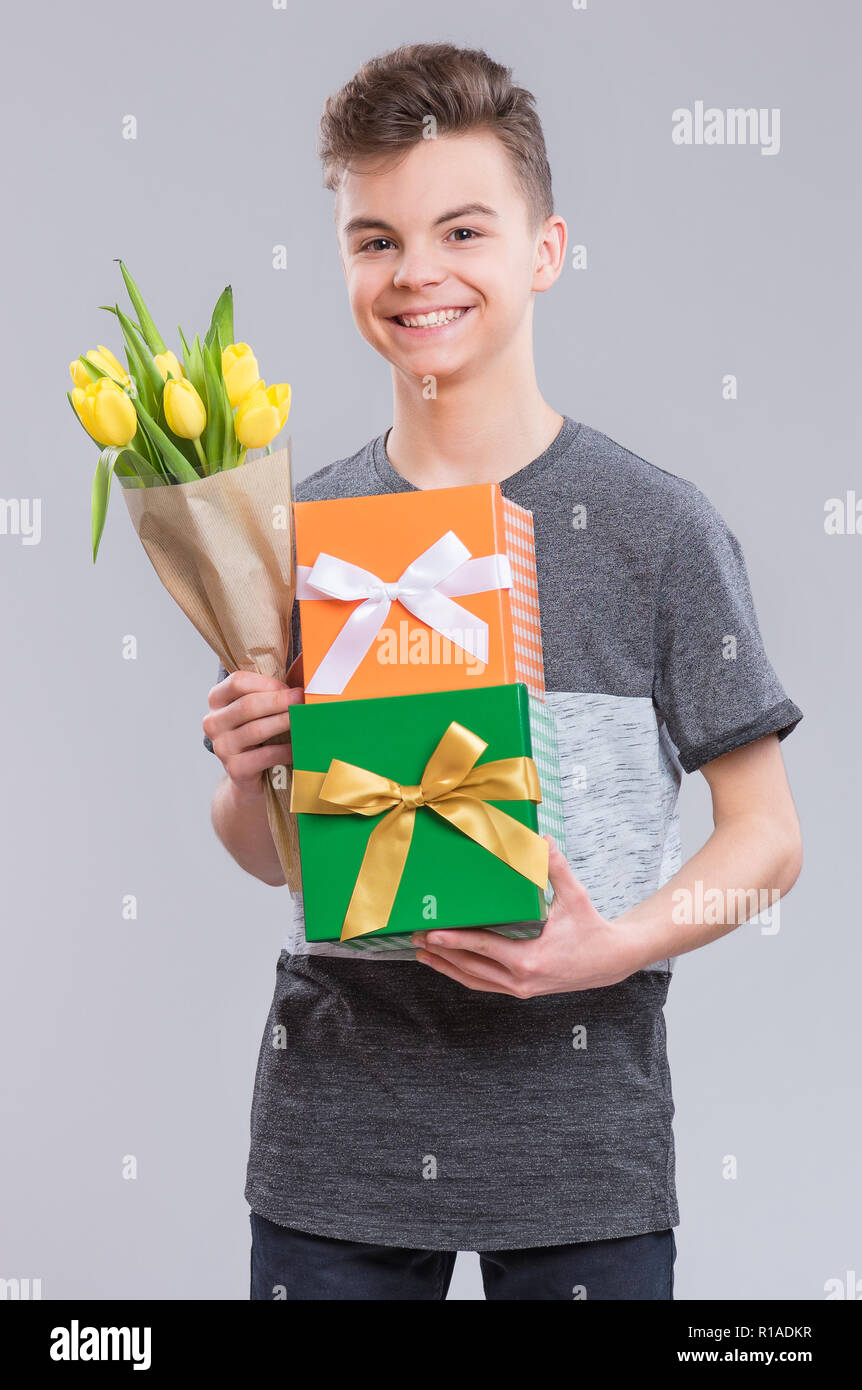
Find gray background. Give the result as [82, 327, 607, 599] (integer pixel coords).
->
[1, 0, 857, 1300]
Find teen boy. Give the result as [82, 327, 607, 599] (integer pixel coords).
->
[202, 43, 803, 1301]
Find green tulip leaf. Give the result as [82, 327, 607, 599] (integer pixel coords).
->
[100, 305, 144, 339]
[143, 426, 169, 479]
[128, 425, 170, 483]
[113, 304, 163, 413]
[75, 355, 106, 384]
[118, 447, 163, 484]
[204, 285, 234, 354]
[183, 333, 207, 405]
[91, 444, 171, 562]
[91, 446, 120, 562]
[115, 260, 167, 355]
[135, 410, 200, 484]
[202, 339, 225, 469]
[122, 346, 144, 397]
[67, 388, 90, 437]
[91, 446, 128, 562]
[216, 330, 238, 470]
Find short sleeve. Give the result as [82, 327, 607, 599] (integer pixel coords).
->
[653, 484, 803, 774]
[203, 662, 230, 753]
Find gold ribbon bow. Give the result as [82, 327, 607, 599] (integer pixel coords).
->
[290, 720, 549, 940]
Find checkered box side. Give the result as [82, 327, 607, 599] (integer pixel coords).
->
[528, 694, 568, 908]
[502, 497, 545, 699]
[343, 931, 414, 952]
[345, 924, 541, 948]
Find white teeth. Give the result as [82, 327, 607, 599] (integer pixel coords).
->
[397, 308, 467, 328]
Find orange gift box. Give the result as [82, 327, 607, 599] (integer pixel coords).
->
[294, 483, 545, 702]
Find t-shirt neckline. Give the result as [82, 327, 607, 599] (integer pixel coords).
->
[370, 414, 583, 495]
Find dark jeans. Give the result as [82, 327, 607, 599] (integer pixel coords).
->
[249, 1210, 676, 1300]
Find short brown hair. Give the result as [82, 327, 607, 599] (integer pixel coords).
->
[318, 42, 553, 232]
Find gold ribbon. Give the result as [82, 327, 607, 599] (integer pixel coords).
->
[290, 720, 549, 940]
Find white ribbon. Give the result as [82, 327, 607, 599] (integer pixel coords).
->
[297, 529, 513, 694]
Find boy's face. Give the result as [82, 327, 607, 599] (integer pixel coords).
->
[335, 130, 563, 382]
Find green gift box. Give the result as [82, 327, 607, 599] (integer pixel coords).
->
[289, 682, 567, 951]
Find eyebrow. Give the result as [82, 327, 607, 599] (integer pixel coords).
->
[341, 202, 500, 239]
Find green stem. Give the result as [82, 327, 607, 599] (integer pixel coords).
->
[236, 446, 247, 469]
[192, 436, 208, 475]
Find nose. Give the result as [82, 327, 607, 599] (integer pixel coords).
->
[392, 245, 446, 292]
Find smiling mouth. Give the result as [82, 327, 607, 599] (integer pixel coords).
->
[388, 306, 474, 331]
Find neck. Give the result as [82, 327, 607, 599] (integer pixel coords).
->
[385, 334, 564, 488]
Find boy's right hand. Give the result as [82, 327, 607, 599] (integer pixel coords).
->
[203, 670, 304, 800]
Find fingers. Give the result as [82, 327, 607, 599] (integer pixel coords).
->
[222, 742, 294, 795]
[204, 672, 304, 799]
[203, 683, 304, 755]
[414, 927, 543, 993]
[415, 945, 523, 995]
[415, 926, 537, 970]
[207, 669, 289, 710]
[217, 705, 295, 757]
[544, 835, 591, 915]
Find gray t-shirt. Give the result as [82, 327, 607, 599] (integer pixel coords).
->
[205, 415, 802, 1249]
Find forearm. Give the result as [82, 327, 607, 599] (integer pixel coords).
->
[615, 810, 803, 970]
[210, 775, 287, 887]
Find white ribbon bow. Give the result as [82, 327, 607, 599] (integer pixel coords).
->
[297, 530, 513, 695]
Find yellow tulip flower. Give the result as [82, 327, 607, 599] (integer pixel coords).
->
[69, 358, 91, 389]
[153, 349, 185, 382]
[90, 345, 131, 386]
[221, 342, 260, 408]
[90, 345, 130, 385]
[234, 381, 291, 449]
[72, 377, 138, 448]
[164, 377, 207, 440]
[69, 345, 132, 390]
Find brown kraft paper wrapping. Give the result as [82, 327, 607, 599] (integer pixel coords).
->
[120, 441, 302, 892]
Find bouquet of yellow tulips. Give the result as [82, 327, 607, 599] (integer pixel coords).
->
[69, 261, 301, 890]
[68, 261, 291, 561]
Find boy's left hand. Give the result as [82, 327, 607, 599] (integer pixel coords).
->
[410, 836, 647, 997]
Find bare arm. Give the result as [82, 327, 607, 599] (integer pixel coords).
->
[210, 777, 286, 887]
[203, 670, 304, 887]
[412, 732, 804, 996]
[614, 732, 803, 965]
